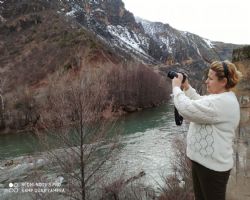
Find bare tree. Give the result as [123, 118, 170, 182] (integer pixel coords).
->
[0, 78, 6, 129]
[7, 55, 171, 199]
[32, 61, 167, 199]
[35, 66, 120, 200]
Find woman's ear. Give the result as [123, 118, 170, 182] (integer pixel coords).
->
[221, 78, 227, 88]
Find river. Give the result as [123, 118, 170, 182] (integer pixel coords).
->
[0, 100, 249, 199]
[109, 101, 189, 187]
[0, 101, 189, 189]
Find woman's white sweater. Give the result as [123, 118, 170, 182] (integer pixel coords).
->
[173, 86, 240, 171]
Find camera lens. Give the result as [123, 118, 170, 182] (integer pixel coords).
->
[167, 71, 178, 79]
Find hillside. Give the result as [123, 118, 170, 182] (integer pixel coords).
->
[0, 0, 171, 132]
[0, 0, 243, 92]
[0, 1, 122, 93]
[0, 0, 244, 132]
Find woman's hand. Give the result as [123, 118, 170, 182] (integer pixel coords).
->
[172, 73, 190, 90]
[172, 73, 183, 88]
[181, 77, 190, 91]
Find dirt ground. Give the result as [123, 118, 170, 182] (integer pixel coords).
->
[227, 140, 250, 200]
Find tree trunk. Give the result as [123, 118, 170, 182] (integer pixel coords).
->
[80, 103, 85, 200]
[0, 94, 5, 129]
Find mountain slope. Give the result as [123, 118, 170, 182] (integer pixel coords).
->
[0, 0, 171, 131]
[0, 0, 244, 95]
[136, 18, 240, 64]
[0, 0, 245, 131]
[52, 0, 241, 65]
[0, 0, 124, 93]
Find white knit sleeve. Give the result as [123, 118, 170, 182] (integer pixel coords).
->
[173, 87, 219, 124]
[184, 86, 203, 100]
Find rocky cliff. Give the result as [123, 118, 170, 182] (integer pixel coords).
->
[55, 0, 242, 86]
[233, 46, 250, 107]
[233, 45, 250, 147]
[136, 18, 236, 65]
[1, 0, 242, 69]
[233, 46, 250, 186]
[55, 0, 241, 65]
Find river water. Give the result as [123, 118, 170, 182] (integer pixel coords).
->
[0, 99, 249, 196]
[110, 101, 189, 187]
[0, 101, 189, 187]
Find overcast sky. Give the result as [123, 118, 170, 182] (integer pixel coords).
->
[122, 0, 250, 45]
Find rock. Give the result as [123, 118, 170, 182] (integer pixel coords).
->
[233, 46, 250, 62]
[4, 160, 14, 167]
[123, 105, 137, 113]
[55, 176, 66, 185]
[234, 46, 250, 107]
[233, 45, 250, 185]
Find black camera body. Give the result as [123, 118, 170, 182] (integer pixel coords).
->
[167, 70, 188, 126]
[167, 71, 187, 83]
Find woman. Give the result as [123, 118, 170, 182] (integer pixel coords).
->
[172, 60, 242, 200]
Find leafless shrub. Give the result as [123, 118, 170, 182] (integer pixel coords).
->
[158, 135, 194, 200]
[4, 86, 40, 130]
[106, 62, 170, 112]
[100, 171, 157, 200]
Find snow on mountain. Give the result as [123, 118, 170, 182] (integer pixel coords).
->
[203, 38, 214, 48]
[107, 25, 147, 54]
[54, 0, 239, 64]
[135, 16, 229, 63]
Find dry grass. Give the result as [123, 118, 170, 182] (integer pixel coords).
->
[158, 135, 194, 200]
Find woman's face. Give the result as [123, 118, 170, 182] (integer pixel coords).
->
[205, 69, 227, 94]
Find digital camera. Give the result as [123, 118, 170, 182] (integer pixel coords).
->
[167, 71, 187, 83]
